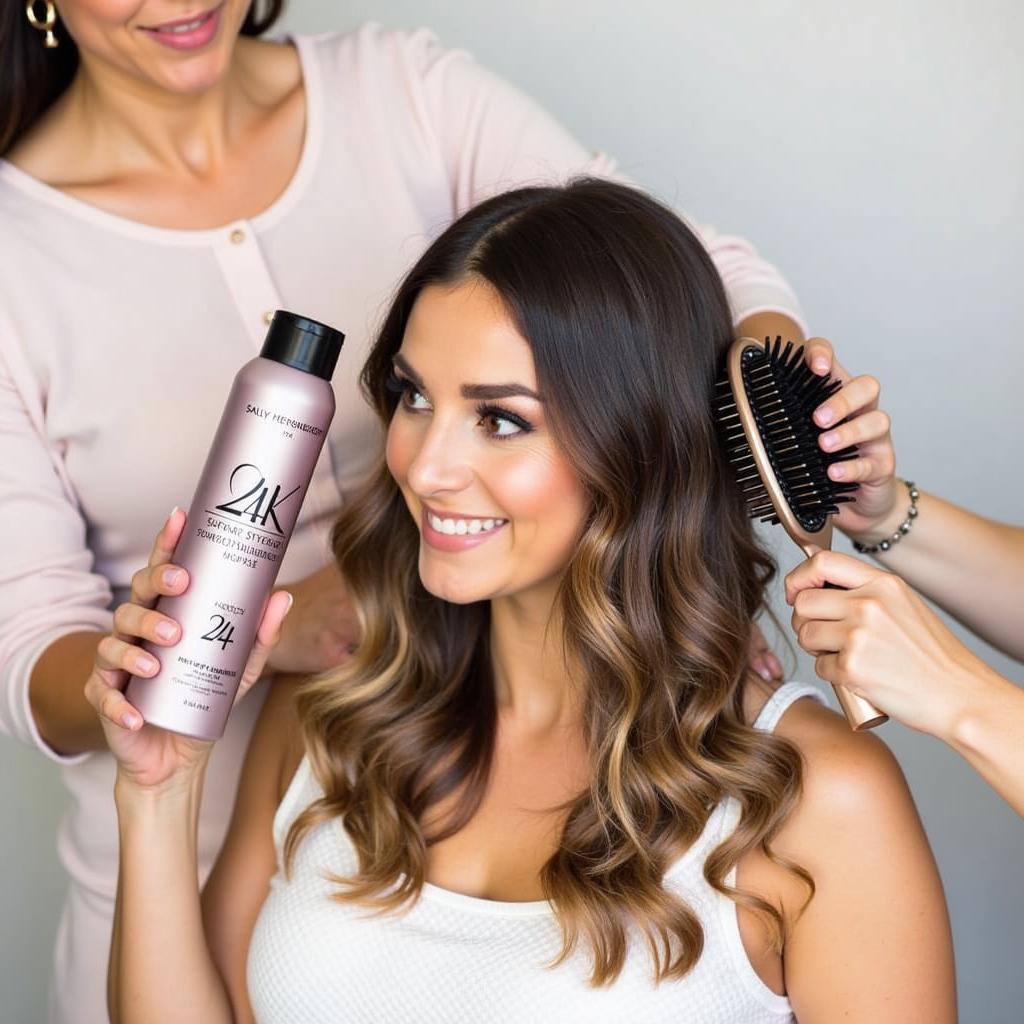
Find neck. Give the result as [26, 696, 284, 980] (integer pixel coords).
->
[63, 38, 259, 178]
[489, 584, 582, 732]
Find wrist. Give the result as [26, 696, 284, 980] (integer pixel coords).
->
[944, 660, 1012, 752]
[846, 479, 915, 548]
[114, 762, 207, 813]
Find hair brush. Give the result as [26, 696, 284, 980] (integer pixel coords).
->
[716, 336, 888, 731]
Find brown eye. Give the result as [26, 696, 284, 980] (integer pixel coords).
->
[384, 371, 431, 412]
[402, 386, 430, 411]
[476, 404, 531, 439]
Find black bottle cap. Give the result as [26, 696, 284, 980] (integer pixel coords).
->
[260, 311, 345, 381]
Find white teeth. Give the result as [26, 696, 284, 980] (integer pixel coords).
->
[159, 14, 206, 32]
[427, 512, 505, 537]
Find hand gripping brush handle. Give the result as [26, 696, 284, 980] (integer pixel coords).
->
[716, 337, 888, 731]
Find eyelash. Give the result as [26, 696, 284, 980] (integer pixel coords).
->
[384, 371, 534, 440]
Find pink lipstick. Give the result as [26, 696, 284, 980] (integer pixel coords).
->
[421, 504, 508, 553]
[138, 4, 223, 51]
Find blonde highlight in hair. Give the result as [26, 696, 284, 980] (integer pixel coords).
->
[286, 180, 812, 984]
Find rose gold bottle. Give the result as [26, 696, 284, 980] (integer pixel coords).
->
[125, 311, 344, 740]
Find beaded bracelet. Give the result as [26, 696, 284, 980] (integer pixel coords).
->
[852, 480, 919, 554]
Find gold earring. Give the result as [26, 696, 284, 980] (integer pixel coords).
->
[26, 1, 59, 49]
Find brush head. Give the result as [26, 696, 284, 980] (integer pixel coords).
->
[715, 337, 859, 537]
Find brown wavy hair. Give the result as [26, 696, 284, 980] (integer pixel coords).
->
[1, 1, 286, 155]
[286, 179, 812, 985]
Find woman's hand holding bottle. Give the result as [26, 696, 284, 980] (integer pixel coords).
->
[83, 507, 292, 792]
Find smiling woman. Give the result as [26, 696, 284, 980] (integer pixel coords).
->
[0, 3, 841, 1022]
[0, 1, 284, 152]
[238, 179, 953, 1021]
[81, 179, 956, 1023]
[385, 283, 587, 603]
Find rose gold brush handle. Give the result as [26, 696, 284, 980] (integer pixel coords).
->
[822, 582, 889, 731]
[833, 685, 888, 731]
[724, 339, 887, 731]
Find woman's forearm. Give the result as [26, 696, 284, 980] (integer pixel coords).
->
[111, 769, 233, 1024]
[842, 489, 1024, 660]
[29, 631, 109, 755]
[946, 666, 1024, 817]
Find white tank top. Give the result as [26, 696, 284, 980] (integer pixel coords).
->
[247, 681, 826, 1023]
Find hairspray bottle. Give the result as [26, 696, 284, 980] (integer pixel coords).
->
[125, 311, 344, 740]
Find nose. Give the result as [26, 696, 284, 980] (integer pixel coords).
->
[404, 414, 475, 498]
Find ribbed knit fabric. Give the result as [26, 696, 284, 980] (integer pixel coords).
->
[247, 682, 826, 1022]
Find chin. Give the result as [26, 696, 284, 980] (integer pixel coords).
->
[419, 577, 490, 606]
[418, 563, 497, 606]
[149, 49, 233, 94]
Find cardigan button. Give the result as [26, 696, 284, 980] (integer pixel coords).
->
[229, 228, 246, 245]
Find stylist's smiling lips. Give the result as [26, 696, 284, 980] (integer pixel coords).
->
[138, 3, 224, 50]
[421, 504, 509, 553]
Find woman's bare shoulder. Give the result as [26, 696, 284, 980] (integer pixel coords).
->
[736, 683, 915, 900]
[737, 674, 911, 843]
[771, 699, 955, 1017]
[755, 696, 955, 1018]
[775, 694, 909, 826]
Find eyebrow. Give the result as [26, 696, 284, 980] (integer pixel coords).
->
[392, 353, 543, 402]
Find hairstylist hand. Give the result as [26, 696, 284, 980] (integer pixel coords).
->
[267, 560, 360, 673]
[785, 550, 990, 739]
[748, 623, 784, 682]
[83, 507, 292, 791]
[801, 338, 902, 541]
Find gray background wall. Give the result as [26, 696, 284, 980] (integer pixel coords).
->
[3, 2, 1021, 1021]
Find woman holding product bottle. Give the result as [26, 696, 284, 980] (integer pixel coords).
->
[1, 2, 808, 1021]
[787, 340, 1024, 818]
[89, 180, 955, 1024]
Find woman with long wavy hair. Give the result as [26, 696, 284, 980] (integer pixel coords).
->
[88, 179, 955, 1022]
[0, 5, 804, 1020]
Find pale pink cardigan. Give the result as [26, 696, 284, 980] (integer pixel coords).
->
[0, 25, 805, 1023]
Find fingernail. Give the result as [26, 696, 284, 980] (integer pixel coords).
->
[821, 430, 839, 450]
[813, 358, 830, 374]
[828, 464, 847, 480]
[757, 665, 773, 681]
[163, 567, 184, 587]
[155, 621, 177, 641]
[138, 654, 158, 674]
[816, 407, 836, 427]
[284, 593, 295, 615]
[121, 711, 141, 729]
[167, 506, 180, 523]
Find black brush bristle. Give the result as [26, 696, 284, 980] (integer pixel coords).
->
[715, 337, 859, 533]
